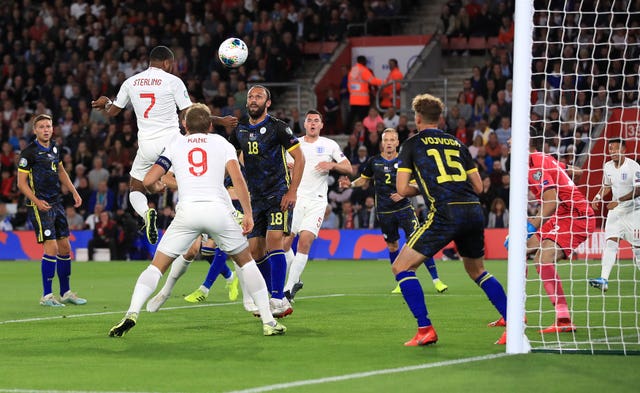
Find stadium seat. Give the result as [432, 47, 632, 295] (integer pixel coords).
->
[467, 37, 489, 54]
[94, 248, 111, 261]
[75, 248, 89, 262]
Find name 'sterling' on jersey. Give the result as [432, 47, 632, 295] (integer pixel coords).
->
[133, 78, 163, 86]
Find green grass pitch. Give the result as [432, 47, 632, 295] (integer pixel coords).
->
[1, 259, 638, 393]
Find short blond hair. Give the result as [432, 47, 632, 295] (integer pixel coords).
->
[412, 93, 444, 124]
[32, 114, 53, 128]
[185, 103, 212, 134]
[382, 128, 398, 138]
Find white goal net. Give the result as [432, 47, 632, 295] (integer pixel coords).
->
[508, 1, 640, 354]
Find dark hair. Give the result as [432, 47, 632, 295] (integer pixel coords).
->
[529, 125, 544, 151]
[149, 46, 174, 62]
[608, 138, 625, 147]
[357, 55, 367, 65]
[305, 109, 322, 121]
[248, 84, 271, 101]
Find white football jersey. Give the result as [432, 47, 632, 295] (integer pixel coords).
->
[603, 157, 640, 212]
[113, 67, 192, 142]
[294, 136, 346, 200]
[161, 133, 237, 206]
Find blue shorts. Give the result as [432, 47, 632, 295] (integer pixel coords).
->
[378, 206, 419, 243]
[249, 194, 292, 239]
[28, 201, 70, 243]
[407, 202, 484, 259]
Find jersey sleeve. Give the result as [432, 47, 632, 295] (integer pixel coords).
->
[330, 140, 347, 163]
[155, 143, 173, 172]
[276, 122, 300, 152]
[603, 163, 612, 186]
[360, 157, 375, 178]
[112, 80, 131, 109]
[397, 142, 413, 174]
[460, 144, 478, 174]
[17, 147, 34, 173]
[229, 128, 241, 150]
[223, 139, 238, 164]
[633, 162, 640, 186]
[172, 79, 192, 111]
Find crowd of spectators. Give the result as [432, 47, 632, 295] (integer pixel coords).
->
[0, 0, 419, 256]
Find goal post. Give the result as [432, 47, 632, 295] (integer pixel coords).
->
[506, 0, 533, 355]
[508, 1, 640, 355]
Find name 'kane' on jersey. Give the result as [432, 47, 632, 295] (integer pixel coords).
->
[397, 129, 479, 212]
[230, 115, 299, 198]
[17, 140, 63, 204]
[360, 155, 411, 213]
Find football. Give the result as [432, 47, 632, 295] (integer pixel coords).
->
[218, 38, 248, 68]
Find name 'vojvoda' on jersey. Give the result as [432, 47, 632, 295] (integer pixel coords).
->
[420, 136, 461, 146]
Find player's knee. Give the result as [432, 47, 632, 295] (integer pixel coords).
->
[605, 239, 619, 253]
[387, 241, 399, 253]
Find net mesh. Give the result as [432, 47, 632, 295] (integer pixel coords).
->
[525, 1, 640, 354]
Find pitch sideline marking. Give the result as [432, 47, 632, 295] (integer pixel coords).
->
[226, 353, 511, 393]
[0, 353, 510, 393]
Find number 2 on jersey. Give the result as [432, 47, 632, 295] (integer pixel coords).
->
[188, 147, 208, 177]
[427, 148, 466, 183]
[140, 93, 156, 118]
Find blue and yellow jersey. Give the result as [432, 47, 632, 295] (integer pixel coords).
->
[17, 140, 63, 205]
[230, 115, 299, 198]
[397, 128, 479, 213]
[360, 154, 411, 213]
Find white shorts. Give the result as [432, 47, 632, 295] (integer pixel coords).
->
[291, 196, 327, 237]
[130, 136, 174, 181]
[604, 207, 640, 247]
[157, 202, 248, 258]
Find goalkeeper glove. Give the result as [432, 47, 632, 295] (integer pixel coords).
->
[504, 222, 537, 250]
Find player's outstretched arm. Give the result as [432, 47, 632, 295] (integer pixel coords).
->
[339, 175, 369, 189]
[91, 96, 123, 117]
[212, 115, 238, 129]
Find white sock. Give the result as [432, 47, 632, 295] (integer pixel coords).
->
[234, 261, 256, 311]
[601, 240, 619, 280]
[128, 265, 162, 314]
[284, 253, 308, 292]
[225, 271, 235, 283]
[129, 191, 150, 219]
[198, 285, 210, 295]
[239, 261, 275, 325]
[284, 248, 295, 271]
[159, 255, 192, 296]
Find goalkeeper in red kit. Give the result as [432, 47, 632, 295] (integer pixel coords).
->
[503, 126, 595, 334]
